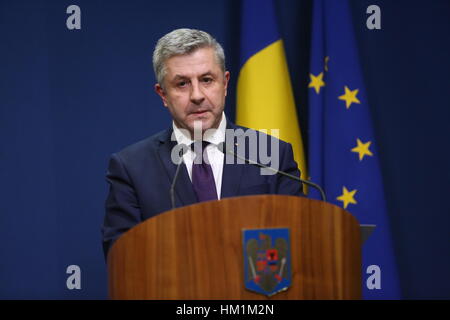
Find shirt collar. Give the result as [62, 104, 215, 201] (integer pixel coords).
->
[172, 112, 227, 146]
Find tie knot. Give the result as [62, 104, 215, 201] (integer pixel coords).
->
[191, 141, 210, 156]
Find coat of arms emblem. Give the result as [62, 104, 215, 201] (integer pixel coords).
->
[243, 228, 291, 296]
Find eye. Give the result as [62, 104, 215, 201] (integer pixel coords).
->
[202, 77, 213, 84]
[177, 81, 187, 87]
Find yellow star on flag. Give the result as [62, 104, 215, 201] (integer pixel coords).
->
[351, 138, 373, 161]
[338, 86, 360, 109]
[336, 186, 357, 209]
[308, 72, 325, 94]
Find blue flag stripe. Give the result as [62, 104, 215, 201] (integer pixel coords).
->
[239, 0, 280, 67]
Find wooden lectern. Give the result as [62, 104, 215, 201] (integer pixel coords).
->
[107, 195, 361, 299]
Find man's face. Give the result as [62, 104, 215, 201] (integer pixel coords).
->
[155, 47, 230, 135]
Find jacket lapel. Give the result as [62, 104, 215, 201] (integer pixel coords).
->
[220, 122, 244, 199]
[156, 129, 197, 207]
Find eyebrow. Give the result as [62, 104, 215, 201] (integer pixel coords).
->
[171, 71, 216, 81]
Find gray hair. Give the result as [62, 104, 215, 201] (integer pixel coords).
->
[152, 28, 226, 86]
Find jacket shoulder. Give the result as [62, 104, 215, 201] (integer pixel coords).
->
[113, 128, 171, 161]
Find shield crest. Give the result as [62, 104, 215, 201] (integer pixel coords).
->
[243, 228, 291, 296]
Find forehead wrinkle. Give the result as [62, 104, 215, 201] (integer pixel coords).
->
[167, 48, 218, 67]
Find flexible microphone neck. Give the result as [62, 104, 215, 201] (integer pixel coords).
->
[170, 144, 189, 209]
[217, 142, 326, 202]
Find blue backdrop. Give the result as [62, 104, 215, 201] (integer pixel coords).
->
[0, 0, 449, 299]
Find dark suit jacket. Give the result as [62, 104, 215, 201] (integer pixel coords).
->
[102, 122, 302, 257]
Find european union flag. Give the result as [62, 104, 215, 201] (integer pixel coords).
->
[308, 0, 401, 299]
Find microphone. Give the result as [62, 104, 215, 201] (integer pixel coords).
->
[170, 143, 189, 209]
[216, 142, 326, 201]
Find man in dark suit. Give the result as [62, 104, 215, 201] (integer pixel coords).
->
[102, 28, 302, 257]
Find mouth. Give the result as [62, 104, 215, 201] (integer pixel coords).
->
[190, 110, 209, 116]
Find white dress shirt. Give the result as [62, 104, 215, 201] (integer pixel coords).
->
[172, 113, 226, 199]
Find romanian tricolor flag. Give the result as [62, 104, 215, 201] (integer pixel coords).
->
[236, 0, 307, 182]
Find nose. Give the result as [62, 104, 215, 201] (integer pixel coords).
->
[190, 80, 205, 105]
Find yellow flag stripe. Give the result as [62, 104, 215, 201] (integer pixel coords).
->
[236, 39, 307, 182]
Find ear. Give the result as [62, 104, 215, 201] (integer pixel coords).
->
[155, 83, 168, 107]
[223, 71, 230, 97]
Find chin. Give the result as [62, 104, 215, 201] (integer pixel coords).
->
[188, 119, 213, 131]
